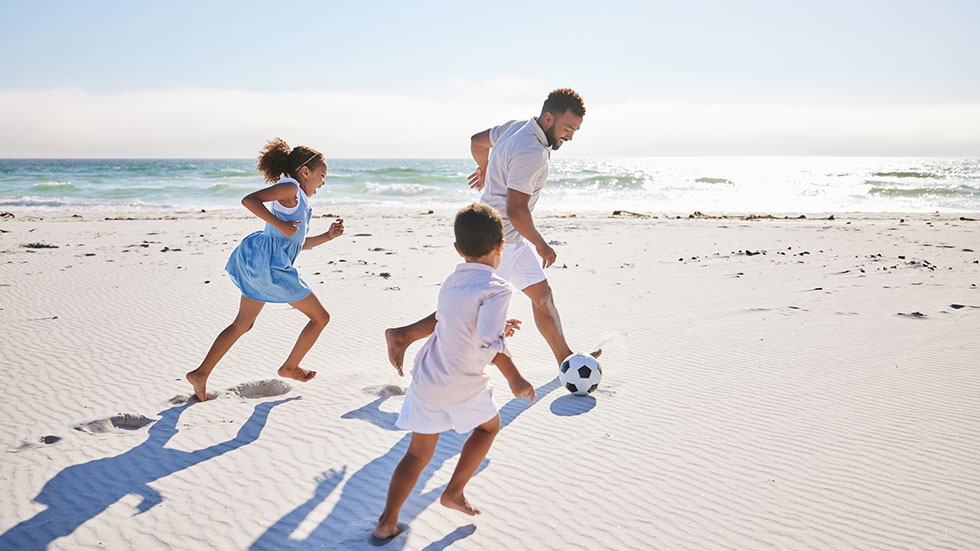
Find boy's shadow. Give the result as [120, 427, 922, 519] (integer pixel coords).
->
[0, 397, 297, 551]
[251, 378, 562, 550]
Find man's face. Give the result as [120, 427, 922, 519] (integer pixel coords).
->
[543, 110, 583, 150]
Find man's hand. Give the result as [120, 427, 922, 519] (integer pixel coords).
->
[536, 242, 557, 269]
[508, 375, 536, 403]
[504, 319, 522, 337]
[467, 167, 485, 191]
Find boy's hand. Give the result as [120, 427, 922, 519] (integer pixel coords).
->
[509, 376, 536, 403]
[277, 219, 302, 237]
[467, 167, 485, 191]
[327, 218, 345, 239]
[504, 319, 522, 337]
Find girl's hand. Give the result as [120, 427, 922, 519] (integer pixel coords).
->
[327, 218, 345, 239]
[504, 319, 522, 337]
[277, 220, 302, 237]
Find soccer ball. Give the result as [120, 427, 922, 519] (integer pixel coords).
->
[559, 353, 602, 396]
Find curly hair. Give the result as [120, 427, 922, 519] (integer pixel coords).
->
[256, 138, 325, 183]
[542, 88, 586, 117]
[454, 203, 504, 258]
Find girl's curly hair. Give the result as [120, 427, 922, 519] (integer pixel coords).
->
[257, 138, 325, 183]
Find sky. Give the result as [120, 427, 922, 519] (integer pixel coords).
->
[1, 0, 979, 157]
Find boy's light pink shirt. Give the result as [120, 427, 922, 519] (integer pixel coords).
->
[409, 262, 512, 406]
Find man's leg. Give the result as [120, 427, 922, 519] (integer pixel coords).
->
[385, 313, 436, 374]
[522, 280, 575, 365]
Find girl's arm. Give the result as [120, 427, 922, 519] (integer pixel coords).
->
[303, 218, 344, 250]
[242, 183, 303, 237]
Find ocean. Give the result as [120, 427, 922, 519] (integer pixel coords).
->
[1, 157, 978, 214]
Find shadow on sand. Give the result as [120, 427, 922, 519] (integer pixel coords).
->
[0, 397, 297, 551]
[251, 378, 564, 550]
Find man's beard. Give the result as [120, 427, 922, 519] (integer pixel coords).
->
[545, 127, 561, 150]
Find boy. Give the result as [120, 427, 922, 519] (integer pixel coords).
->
[374, 204, 536, 540]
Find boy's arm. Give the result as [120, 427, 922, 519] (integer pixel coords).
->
[492, 352, 535, 402]
[476, 287, 535, 403]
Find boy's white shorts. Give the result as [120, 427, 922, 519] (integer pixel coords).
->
[496, 239, 547, 291]
[396, 385, 500, 434]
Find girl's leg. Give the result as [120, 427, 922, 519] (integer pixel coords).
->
[186, 296, 265, 401]
[278, 292, 330, 382]
[440, 414, 501, 515]
[374, 432, 440, 539]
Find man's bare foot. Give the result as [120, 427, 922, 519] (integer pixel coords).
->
[385, 328, 408, 376]
[372, 515, 403, 539]
[278, 365, 317, 382]
[186, 370, 209, 402]
[440, 492, 481, 516]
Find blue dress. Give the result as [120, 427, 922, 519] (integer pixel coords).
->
[225, 178, 313, 303]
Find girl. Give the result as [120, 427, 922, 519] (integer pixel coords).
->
[186, 138, 344, 401]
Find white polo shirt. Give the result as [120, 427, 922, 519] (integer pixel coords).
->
[409, 262, 513, 406]
[480, 118, 551, 244]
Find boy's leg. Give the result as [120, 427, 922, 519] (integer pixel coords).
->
[186, 296, 265, 401]
[440, 414, 501, 516]
[385, 312, 437, 374]
[279, 293, 330, 382]
[375, 432, 440, 539]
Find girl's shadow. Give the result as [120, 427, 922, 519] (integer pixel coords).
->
[0, 397, 297, 551]
[251, 378, 562, 550]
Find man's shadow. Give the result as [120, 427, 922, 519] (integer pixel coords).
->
[0, 397, 297, 551]
[251, 378, 562, 550]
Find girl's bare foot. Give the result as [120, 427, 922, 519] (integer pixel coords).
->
[384, 328, 409, 376]
[373, 514, 403, 539]
[440, 492, 481, 516]
[186, 370, 209, 402]
[278, 365, 316, 382]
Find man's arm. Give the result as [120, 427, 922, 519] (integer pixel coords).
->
[506, 189, 556, 268]
[468, 129, 492, 190]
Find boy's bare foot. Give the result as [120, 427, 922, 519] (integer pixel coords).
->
[278, 365, 317, 382]
[186, 370, 208, 402]
[591, 348, 603, 359]
[385, 328, 408, 376]
[373, 515, 403, 539]
[440, 492, 481, 516]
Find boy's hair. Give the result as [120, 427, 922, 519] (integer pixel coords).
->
[454, 204, 504, 258]
[257, 138, 326, 183]
[542, 88, 586, 118]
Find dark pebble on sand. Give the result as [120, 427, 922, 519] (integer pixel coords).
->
[380, 272, 391, 279]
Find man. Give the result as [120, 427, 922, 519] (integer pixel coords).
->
[386, 88, 597, 373]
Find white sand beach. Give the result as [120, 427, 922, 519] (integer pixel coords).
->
[1, 207, 979, 550]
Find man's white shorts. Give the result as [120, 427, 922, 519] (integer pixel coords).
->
[496, 239, 547, 291]
[396, 385, 499, 434]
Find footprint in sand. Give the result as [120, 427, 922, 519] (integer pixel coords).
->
[8, 435, 63, 453]
[171, 379, 293, 404]
[74, 413, 155, 434]
[361, 384, 405, 397]
[230, 379, 293, 399]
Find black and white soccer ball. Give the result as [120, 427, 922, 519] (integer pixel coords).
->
[559, 353, 602, 396]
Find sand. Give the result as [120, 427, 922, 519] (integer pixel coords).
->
[1, 207, 978, 550]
